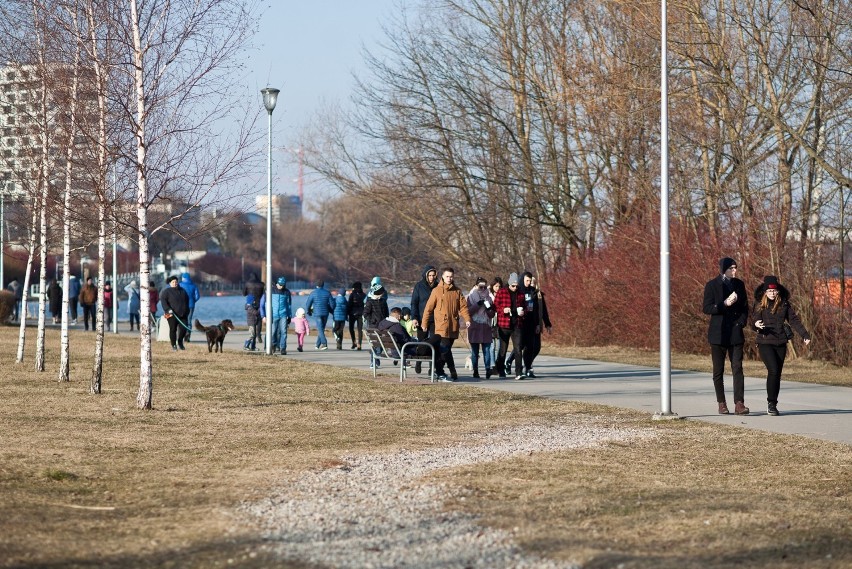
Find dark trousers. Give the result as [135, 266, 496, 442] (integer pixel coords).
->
[437, 337, 457, 376]
[349, 317, 363, 347]
[710, 343, 745, 403]
[82, 303, 96, 330]
[333, 319, 346, 348]
[69, 296, 78, 320]
[758, 343, 787, 404]
[496, 327, 523, 376]
[521, 327, 541, 372]
[185, 307, 195, 340]
[167, 315, 188, 348]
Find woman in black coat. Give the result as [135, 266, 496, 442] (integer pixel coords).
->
[751, 275, 811, 416]
[347, 282, 366, 350]
[160, 275, 191, 350]
[47, 279, 62, 323]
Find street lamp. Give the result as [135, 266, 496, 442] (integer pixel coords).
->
[261, 87, 279, 356]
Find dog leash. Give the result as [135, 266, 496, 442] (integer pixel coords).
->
[166, 313, 193, 331]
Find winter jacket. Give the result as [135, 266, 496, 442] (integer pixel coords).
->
[245, 293, 266, 326]
[79, 283, 97, 305]
[494, 287, 524, 330]
[292, 315, 310, 335]
[347, 287, 366, 318]
[180, 273, 201, 308]
[125, 284, 141, 314]
[243, 273, 265, 301]
[271, 285, 293, 321]
[702, 275, 748, 345]
[47, 281, 62, 315]
[410, 265, 437, 323]
[305, 285, 334, 317]
[466, 286, 495, 344]
[149, 288, 159, 314]
[333, 291, 348, 321]
[67, 276, 80, 298]
[160, 285, 190, 319]
[103, 287, 113, 310]
[421, 281, 471, 339]
[521, 287, 552, 332]
[751, 283, 810, 346]
[363, 288, 389, 329]
[378, 317, 413, 354]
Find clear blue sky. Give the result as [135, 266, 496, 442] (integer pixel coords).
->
[244, 1, 402, 207]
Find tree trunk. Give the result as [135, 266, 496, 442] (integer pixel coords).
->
[130, 0, 154, 410]
[16, 197, 39, 364]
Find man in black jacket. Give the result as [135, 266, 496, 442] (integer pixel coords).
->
[702, 257, 749, 415]
[160, 274, 191, 351]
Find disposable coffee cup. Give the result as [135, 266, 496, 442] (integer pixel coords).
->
[517, 307, 524, 315]
[484, 300, 491, 308]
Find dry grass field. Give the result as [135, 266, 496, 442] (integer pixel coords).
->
[1, 326, 849, 568]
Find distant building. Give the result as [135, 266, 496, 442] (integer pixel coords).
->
[255, 194, 302, 222]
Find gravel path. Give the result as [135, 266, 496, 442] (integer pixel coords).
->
[242, 419, 652, 568]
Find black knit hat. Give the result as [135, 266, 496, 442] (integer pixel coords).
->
[719, 257, 737, 273]
[763, 275, 780, 289]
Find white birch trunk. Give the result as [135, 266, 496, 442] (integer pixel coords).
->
[15, 198, 39, 363]
[59, 11, 81, 383]
[130, 0, 153, 409]
[34, 135, 49, 373]
[86, 0, 108, 394]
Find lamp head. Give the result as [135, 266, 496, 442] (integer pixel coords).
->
[260, 87, 280, 113]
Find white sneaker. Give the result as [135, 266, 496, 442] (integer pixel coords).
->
[319, 345, 329, 351]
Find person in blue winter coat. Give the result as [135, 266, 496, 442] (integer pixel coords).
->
[270, 276, 293, 355]
[67, 275, 81, 323]
[332, 289, 348, 350]
[180, 272, 201, 341]
[305, 281, 335, 350]
[244, 292, 266, 351]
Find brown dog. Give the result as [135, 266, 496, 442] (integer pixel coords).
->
[194, 319, 235, 353]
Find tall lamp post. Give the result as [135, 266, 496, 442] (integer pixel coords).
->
[261, 87, 280, 356]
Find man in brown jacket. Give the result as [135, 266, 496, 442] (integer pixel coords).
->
[421, 267, 471, 382]
[79, 277, 98, 331]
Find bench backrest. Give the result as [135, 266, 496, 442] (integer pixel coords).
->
[366, 328, 400, 358]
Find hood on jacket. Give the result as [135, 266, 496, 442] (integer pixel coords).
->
[247, 272, 259, 283]
[337, 288, 346, 297]
[181, 272, 193, 282]
[421, 265, 437, 288]
[352, 281, 363, 292]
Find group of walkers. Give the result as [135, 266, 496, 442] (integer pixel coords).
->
[242, 266, 551, 383]
[703, 257, 812, 417]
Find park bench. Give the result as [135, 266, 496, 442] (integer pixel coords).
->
[365, 328, 436, 383]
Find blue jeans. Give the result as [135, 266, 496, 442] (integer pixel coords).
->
[314, 315, 329, 347]
[470, 342, 493, 371]
[272, 318, 289, 351]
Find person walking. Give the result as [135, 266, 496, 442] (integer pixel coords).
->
[149, 280, 159, 330]
[466, 276, 496, 378]
[347, 282, 366, 350]
[494, 273, 525, 379]
[79, 277, 98, 331]
[7, 278, 22, 322]
[332, 288, 348, 350]
[270, 277, 293, 355]
[125, 280, 141, 331]
[292, 307, 310, 352]
[305, 281, 335, 350]
[489, 277, 503, 361]
[67, 275, 80, 324]
[47, 279, 63, 324]
[103, 282, 114, 331]
[702, 257, 750, 415]
[751, 276, 812, 416]
[180, 272, 201, 342]
[421, 267, 472, 382]
[243, 292, 266, 351]
[160, 274, 191, 351]
[363, 277, 389, 368]
[410, 265, 438, 373]
[520, 273, 552, 378]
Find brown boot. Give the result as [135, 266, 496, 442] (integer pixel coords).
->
[718, 402, 730, 415]
[734, 401, 750, 415]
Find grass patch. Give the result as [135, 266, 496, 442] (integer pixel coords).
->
[545, 345, 852, 387]
[1, 326, 849, 568]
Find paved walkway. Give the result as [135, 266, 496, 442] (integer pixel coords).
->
[118, 322, 852, 446]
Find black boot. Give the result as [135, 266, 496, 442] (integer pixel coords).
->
[485, 367, 493, 379]
[472, 366, 480, 378]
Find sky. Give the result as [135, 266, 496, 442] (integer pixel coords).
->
[242, 1, 402, 209]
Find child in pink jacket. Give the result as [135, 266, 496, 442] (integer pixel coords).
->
[292, 307, 310, 352]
